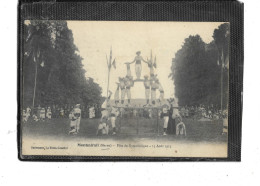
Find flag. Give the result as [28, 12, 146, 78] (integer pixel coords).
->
[112, 59, 116, 69]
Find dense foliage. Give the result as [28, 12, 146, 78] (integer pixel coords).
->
[22, 21, 102, 108]
[169, 23, 229, 108]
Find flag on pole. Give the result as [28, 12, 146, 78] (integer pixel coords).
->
[112, 59, 116, 69]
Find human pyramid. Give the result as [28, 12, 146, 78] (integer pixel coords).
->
[97, 51, 168, 136]
[114, 51, 165, 107]
[97, 51, 186, 137]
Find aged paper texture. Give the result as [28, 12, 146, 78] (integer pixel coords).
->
[21, 21, 229, 158]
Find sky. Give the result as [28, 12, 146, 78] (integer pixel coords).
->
[67, 21, 225, 99]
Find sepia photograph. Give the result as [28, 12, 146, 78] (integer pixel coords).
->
[20, 21, 229, 158]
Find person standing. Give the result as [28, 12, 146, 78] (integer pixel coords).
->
[46, 107, 52, 120]
[143, 75, 151, 106]
[167, 98, 178, 135]
[119, 77, 126, 105]
[73, 104, 81, 134]
[101, 91, 112, 121]
[161, 104, 170, 136]
[110, 106, 119, 135]
[40, 107, 46, 121]
[150, 76, 159, 105]
[114, 83, 120, 105]
[157, 80, 164, 103]
[128, 51, 149, 79]
[125, 76, 133, 106]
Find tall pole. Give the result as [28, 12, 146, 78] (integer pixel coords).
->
[32, 57, 38, 108]
[106, 47, 112, 98]
[107, 68, 110, 98]
[220, 48, 224, 112]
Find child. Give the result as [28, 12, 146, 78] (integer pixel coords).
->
[176, 116, 186, 136]
[96, 116, 109, 135]
[33, 114, 39, 122]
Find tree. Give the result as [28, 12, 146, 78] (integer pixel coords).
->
[213, 23, 230, 110]
[169, 35, 221, 107]
[23, 21, 102, 109]
[169, 23, 229, 109]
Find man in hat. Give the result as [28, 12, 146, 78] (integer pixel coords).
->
[128, 51, 149, 79]
[114, 83, 120, 106]
[119, 77, 126, 105]
[143, 75, 151, 105]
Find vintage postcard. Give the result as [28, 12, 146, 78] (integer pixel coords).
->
[20, 21, 229, 158]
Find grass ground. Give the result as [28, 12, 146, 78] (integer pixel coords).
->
[22, 117, 227, 143]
